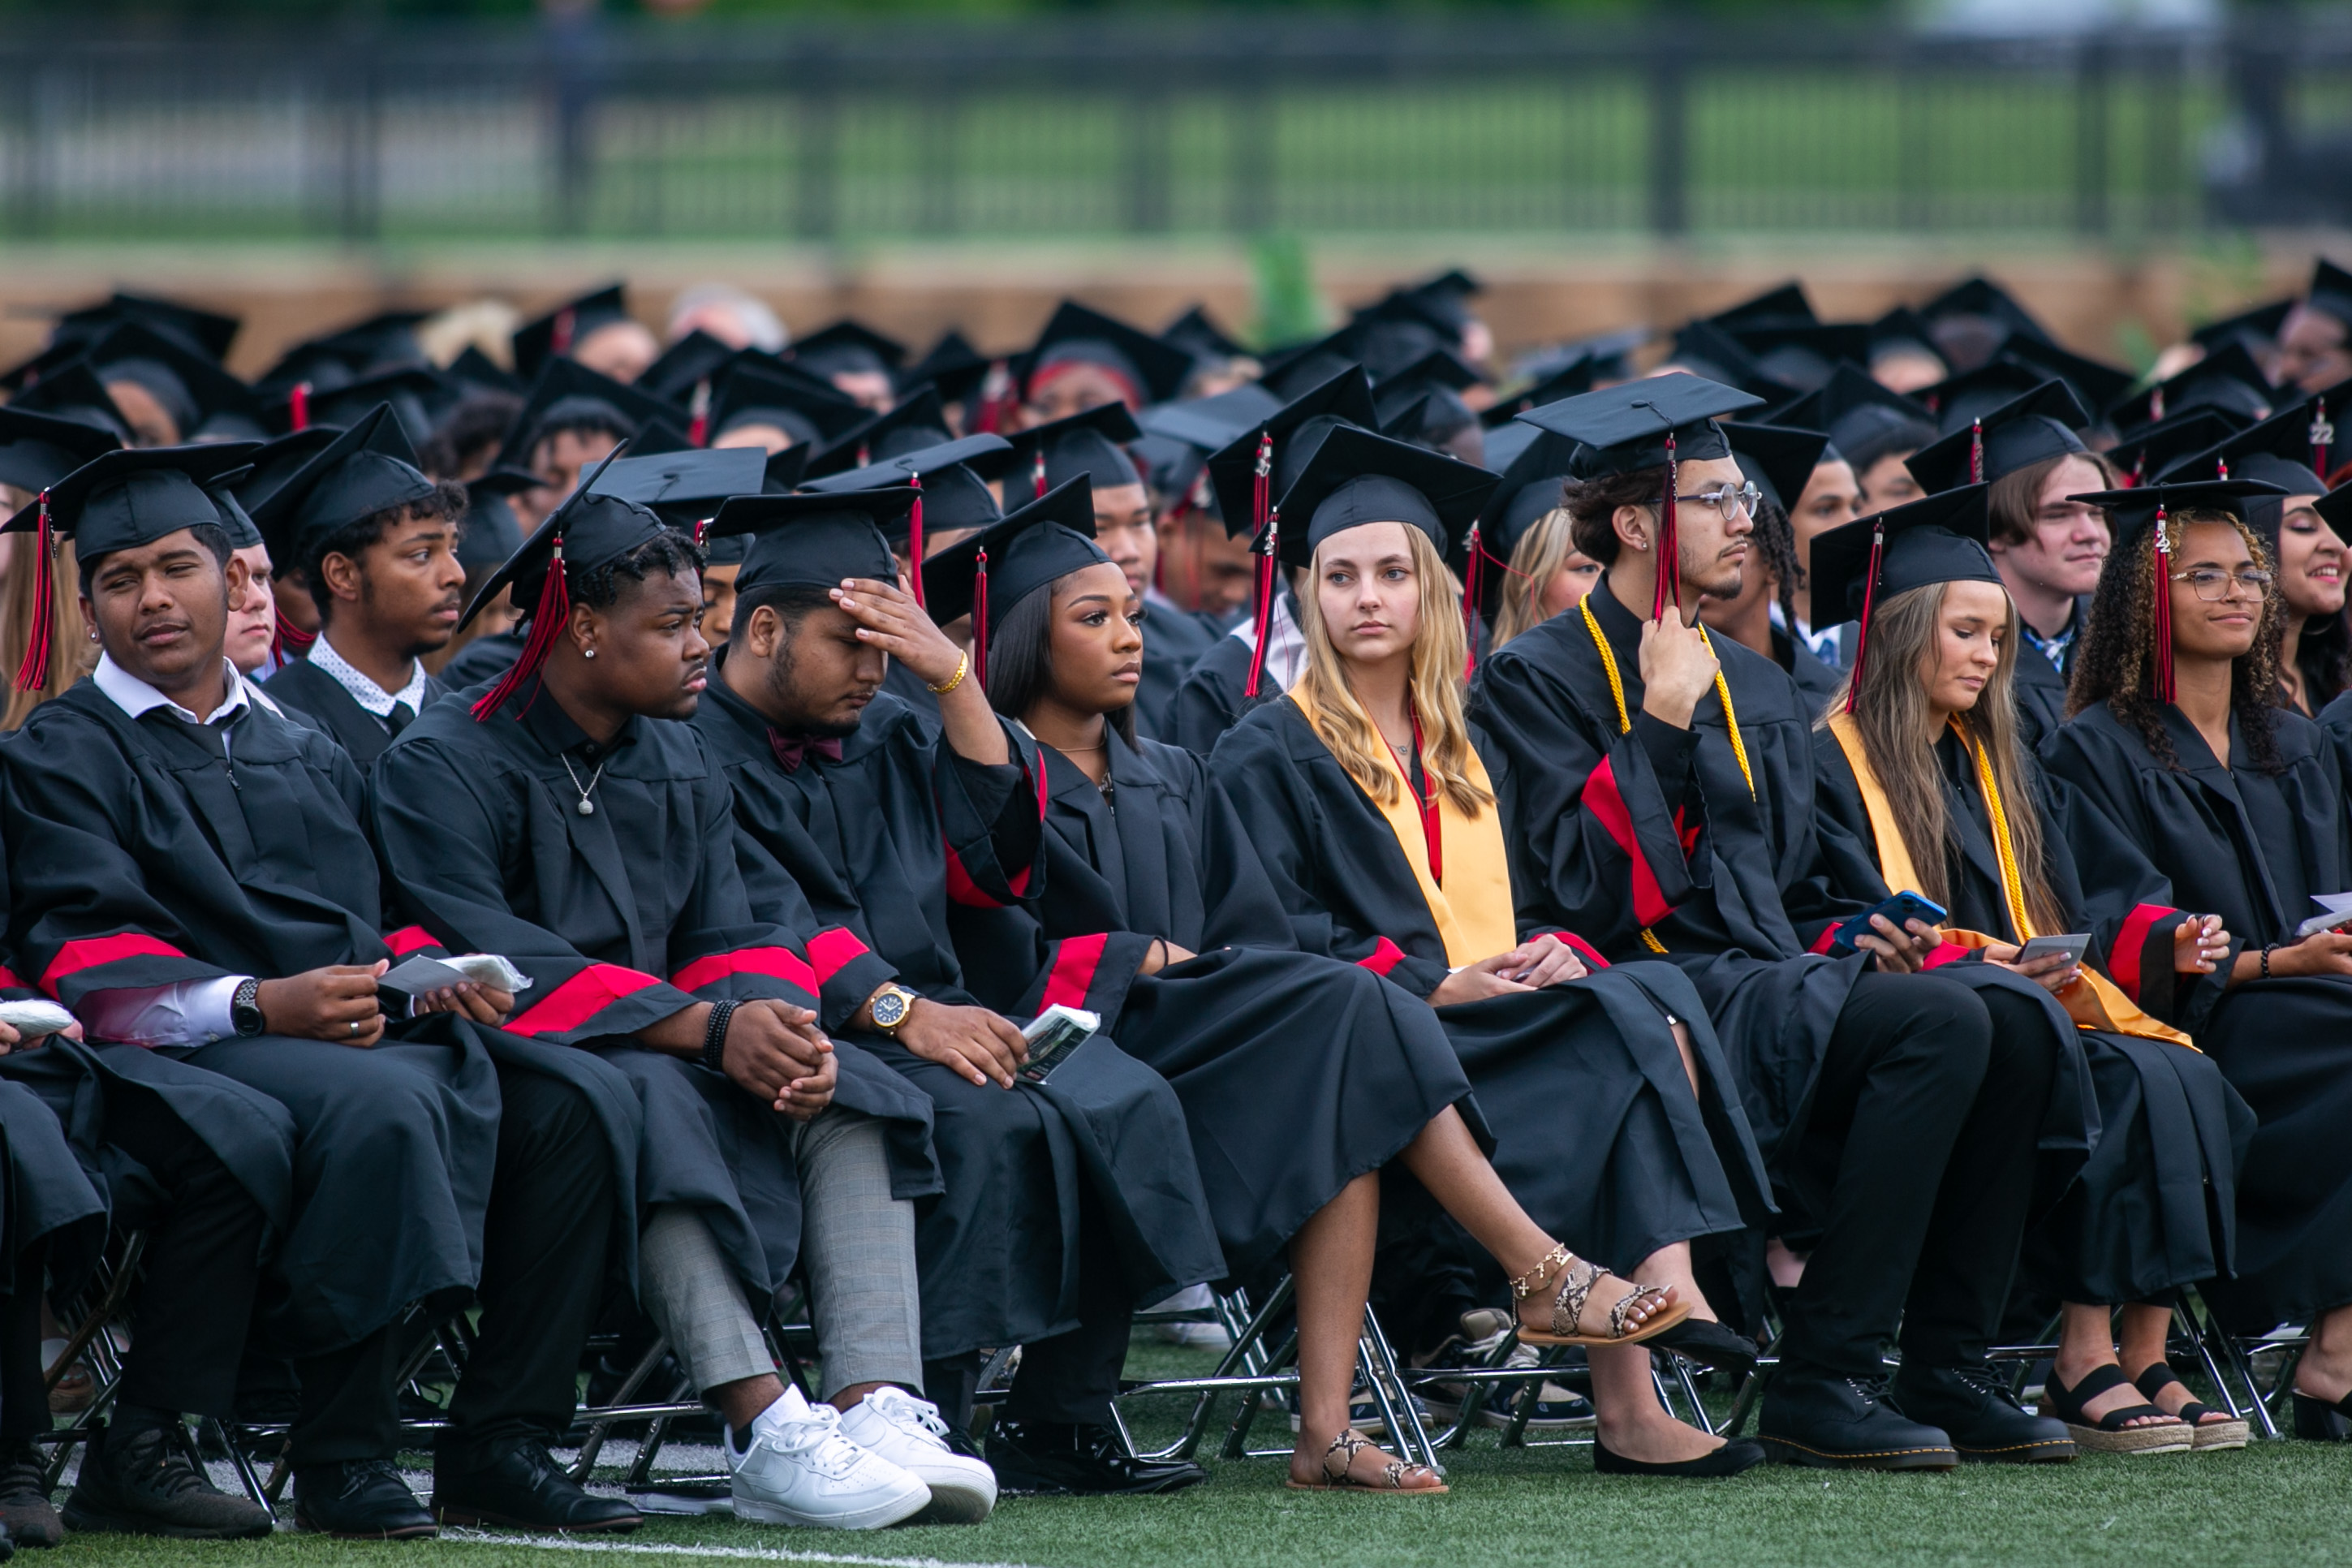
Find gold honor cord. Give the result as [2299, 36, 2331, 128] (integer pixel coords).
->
[1956, 721, 2037, 946]
[1578, 596, 1756, 953]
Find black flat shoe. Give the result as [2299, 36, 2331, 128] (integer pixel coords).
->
[1593, 1437, 1765, 1477]
[293, 1459, 437, 1540]
[433, 1440, 643, 1533]
[986, 1418, 1208, 1496]
[2292, 1387, 2352, 1441]
[1757, 1362, 1958, 1471]
[1650, 1317, 1761, 1374]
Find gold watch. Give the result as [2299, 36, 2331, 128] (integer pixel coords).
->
[868, 984, 920, 1035]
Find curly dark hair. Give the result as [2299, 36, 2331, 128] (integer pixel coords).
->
[420, 389, 525, 480]
[1557, 466, 1665, 566]
[1751, 497, 1803, 633]
[570, 531, 706, 613]
[2067, 507, 2285, 773]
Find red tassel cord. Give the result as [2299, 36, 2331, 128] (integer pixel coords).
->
[13, 492, 53, 692]
[2313, 399, 2334, 480]
[1031, 447, 1047, 501]
[2150, 387, 2165, 423]
[471, 536, 572, 721]
[1652, 433, 1678, 622]
[2126, 454, 2145, 489]
[2151, 506, 2174, 707]
[907, 474, 927, 607]
[855, 442, 871, 467]
[272, 606, 318, 663]
[1969, 419, 1984, 485]
[687, 379, 711, 448]
[552, 307, 576, 356]
[289, 381, 311, 433]
[971, 547, 989, 687]
[1842, 519, 1887, 717]
[1243, 432, 1278, 699]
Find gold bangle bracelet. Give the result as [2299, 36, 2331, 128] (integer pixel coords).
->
[928, 650, 969, 696]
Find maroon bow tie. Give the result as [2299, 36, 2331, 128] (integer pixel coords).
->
[769, 730, 844, 773]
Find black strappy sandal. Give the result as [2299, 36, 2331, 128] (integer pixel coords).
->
[2130, 1363, 2249, 1450]
[2290, 1385, 2352, 1442]
[1285, 1431, 1447, 1494]
[2038, 1366, 2193, 1454]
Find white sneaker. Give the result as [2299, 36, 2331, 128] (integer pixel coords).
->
[838, 1386, 998, 1523]
[724, 1388, 932, 1530]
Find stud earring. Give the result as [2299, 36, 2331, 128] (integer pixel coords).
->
[583, 647, 597, 660]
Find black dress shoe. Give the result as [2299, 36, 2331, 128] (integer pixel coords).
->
[986, 1418, 1208, 1496]
[1892, 1361, 2075, 1464]
[432, 1440, 644, 1533]
[2292, 1387, 2352, 1441]
[1651, 1318, 1762, 1374]
[0, 1443, 62, 1548]
[1756, 1362, 1958, 1471]
[293, 1459, 437, 1540]
[61, 1422, 274, 1539]
[1593, 1437, 1767, 1477]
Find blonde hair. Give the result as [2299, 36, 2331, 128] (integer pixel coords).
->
[1492, 505, 1578, 652]
[1820, 580, 2066, 937]
[1293, 522, 1493, 817]
[0, 532, 93, 731]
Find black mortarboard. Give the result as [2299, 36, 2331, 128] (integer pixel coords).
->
[790, 321, 907, 386]
[230, 425, 347, 519]
[588, 446, 769, 536]
[1459, 428, 1581, 627]
[1204, 366, 1380, 541]
[1479, 420, 1540, 477]
[1662, 321, 1794, 403]
[2305, 260, 2352, 330]
[256, 309, 429, 398]
[1373, 372, 1480, 452]
[247, 403, 437, 570]
[2106, 341, 2276, 433]
[286, 365, 450, 449]
[493, 357, 678, 474]
[1706, 282, 1817, 334]
[2000, 338, 2136, 420]
[1381, 269, 1484, 336]
[1867, 307, 1945, 367]
[54, 292, 240, 364]
[2190, 298, 2295, 355]
[1904, 380, 2089, 494]
[901, 330, 993, 405]
[2316, 479, 2352, 544]
[0, 339, 83, 398]
[1768, 363, 1935, 465]
[1483, 355, 1600, 429]
[1016, 301, 1194, 407]
[511, 284, 636, 382]
[447, 345, 526, 398]
[6, 360, 129, 442]
[803, 435, 1010, 561]
[988, 402, 1144, 503]
[710, 486, 915, 600]
[920, 476, 1109, 680]
[1160, 304, 1249, 365]
[636, 330, 739, 407]
[1271, 421, 1497, 569]
[1734, 323, 1872, 396]
[1722, 421, 1831, 516]
[0, 404, 120, 496]
[1517, 373, 1765, 476]
[708, 360, 868, 449]
[2168, 406, 2329, 542]
[1917, 358, 2051, 437]
[807, 388, 958, 479]
[1809, 484, 2004, 706]
[1258, 329, 1363, 404]
[459, 467, 532, 572]
[87, 321, 263, 443]
[1137, 383, 1283, 457]
[2071, 476, 2290, 704]
[764, 444, 810, 496]
[208, 484, 263, 552]
[1920, 276, 2053, 348]
[2105, 407, 2249, 488]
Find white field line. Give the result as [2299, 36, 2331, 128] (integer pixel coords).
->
[437, 1528, 1046, 1568]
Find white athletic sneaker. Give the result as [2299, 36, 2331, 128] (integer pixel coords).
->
[724, 1388, 932, 1530]
[838, 1387, 998, 1523]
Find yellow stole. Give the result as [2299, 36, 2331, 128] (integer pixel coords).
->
[1825, 710, 2194, 1049]
[1286, 688, 1518, 967]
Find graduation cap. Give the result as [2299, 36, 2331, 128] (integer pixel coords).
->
[54, 291, 239, 364]
[1809, 483, 2004, 713]
[1705, 282, 1817, 334]
[1722, 421, 1831, 517]
[1137, 383, 1284, 458]
[511, 284, 636, 382]
[806, 387, 957, 479]
[2070, 476, 2289, 703]
[708, 360, 868, 450]
[1919, 277, 2053, 360]
[230, 425, 347, 520]
[1015, 301, 1194, 407]
[1257, 329, 1362, 404]
[587, 446, 769, 536]
[1372, 369, 1480, 451]
[2105, 407, 2248, 489]
[635, 329, 739, 410]
[284, 365, 450, 448]
[1662, 321, 1795, 403]
[920, 476, 1107, 681]
[1204, 365, 1381, 545]
[986, 401, 1144, 505]
[1999, 338, 2136, 421]
[0, 339, 88, 398]
[1867, 307, 1945, 370]
[256, 309, 430, 398]
[2303, 259, 2352, 332]
[1483, 355, 1600, 429]
[709, 486, 916, 604]
[2107, 341, 2275, 433]
[2190, 298, 2296, 355]
[447, 345, 525, 398]
[1458, 428, 1581, 633]
[459, 442, 673, 719]
[7, 361, 131, 444]
[763, 444, 810, 495]
[1271, 420, 1497, 570]
[205, 483, 264, 552]
[803, 433, 1011, 585]
[245, 403, 438, 573]
[1160, 304, 1249, 365]
[2169, 405, 2330, 543]
[789, 321, 908, 385]
[459, 467, 532, 572]
[1480, 420, 1540, 478]
[1918, 358, 2053, 437]
[86, 321, 264, 444]
[0, 403, 121, 496]
[1516, 373, 1764, 620]
[901, 330, 993, 406]
[1768, 364, 1936, 466]
[1904, 380, 2089, 494]
[1, 441, 259, 688]
[1727, 322, 1872, 395]
[493, 357, 679, 474]
[1396, 269, 1484, 332]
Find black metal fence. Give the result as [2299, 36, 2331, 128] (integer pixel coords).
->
[0, 12, 2347, 244]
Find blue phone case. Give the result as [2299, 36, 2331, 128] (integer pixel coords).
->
[1830, 891, 1947, 954]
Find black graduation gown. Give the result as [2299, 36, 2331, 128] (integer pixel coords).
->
[2010, 601, 2088, 751]
[1134, 603, 1219, 743]
[2045, 701, 2352, 1328]
[1170, 631, 1285, 756]
[689, 676, 1222, 1358]
[1775, 626, 1842, 709]
[1211, 698, 1774, 1273]
[436, 628, 528, 692]
[1811, 727, 2251, 1303]
[1, 682, 498, 1355]
[373, 683, 936, 1307]
[878, 658, 941, 733]
[1468, 577, 2092, 1222]
[0, 954, 110, 1303]
[952, 729, 1479, 1281]
[262, 657, 446, 769]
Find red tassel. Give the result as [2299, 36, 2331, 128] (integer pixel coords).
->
[856, 442, 871, 467]
[1969, 419, 1984, 485]
[14, 492, 53, 692]
[687, 379, 710, 447]
[271, 605, 317, 662]
[2126, 454, 2144, 489]
[2152, 506, 2174, 707]
[907, 473, 926, 608]
[289, 381, 311, 433]
[471, 535, 572, 721]
[1461, 522, 1482, 680]
[2150, 387, 2165, 422]
[552, 307, 576, 356]
[1842, 519, 1886, 715]
[971, 546, 989, 687]
[2313, 398, 2334, 480]
[1244, 508, 1279, 699]
[1652, 433, 1678, 622]
[1031, 447, 1046, 501]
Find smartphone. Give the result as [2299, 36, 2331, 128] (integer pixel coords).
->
[2014, 933, 2090, 969]
[1018, 1005, 1101, 1085]
[1829, 891, 1948, 955]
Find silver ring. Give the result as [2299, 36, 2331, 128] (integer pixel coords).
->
[349, 1020, 360, 1037]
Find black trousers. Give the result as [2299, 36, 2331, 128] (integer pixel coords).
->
[1780, 972, 2056, 1377]
[925, 1189, 1135, 1431]
[290, 1067, 615, 1468]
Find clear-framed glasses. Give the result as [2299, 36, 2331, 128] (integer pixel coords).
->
[2171, 566, 2274, 601]
[1676, 481, 1762, 521]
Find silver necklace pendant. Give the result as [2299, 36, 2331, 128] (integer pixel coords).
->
[577, 797, 595, 816]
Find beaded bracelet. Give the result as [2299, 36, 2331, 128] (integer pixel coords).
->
[702, 1000, 739, 1075]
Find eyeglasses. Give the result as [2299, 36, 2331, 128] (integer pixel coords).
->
[1674, 482, 1762, 521]
[2171, 567, 2274, 601]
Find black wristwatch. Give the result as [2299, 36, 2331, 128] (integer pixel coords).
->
[231, 978, 265, 1037]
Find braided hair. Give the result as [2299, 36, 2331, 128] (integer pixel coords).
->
[1751, 496, 1803, 635]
